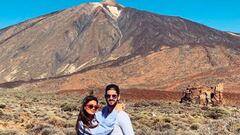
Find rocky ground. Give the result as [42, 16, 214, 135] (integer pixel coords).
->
[0, 89, 240, 135]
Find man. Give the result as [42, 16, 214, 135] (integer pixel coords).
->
[96, 84, 134, 135]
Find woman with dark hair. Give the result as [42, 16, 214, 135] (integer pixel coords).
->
[76, 95, 121, 135]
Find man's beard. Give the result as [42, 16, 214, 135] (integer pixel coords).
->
[107, 99, 118, 107]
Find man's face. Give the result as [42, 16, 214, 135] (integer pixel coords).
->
[105, 90, 120, 107]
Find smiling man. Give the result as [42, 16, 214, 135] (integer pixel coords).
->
[96, 84, 134, 135]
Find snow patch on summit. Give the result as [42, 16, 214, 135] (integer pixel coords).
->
[106, 5, 122, 18]
[90, 2, 122, 18]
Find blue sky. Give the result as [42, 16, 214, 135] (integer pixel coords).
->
[0, 0, 239, 32]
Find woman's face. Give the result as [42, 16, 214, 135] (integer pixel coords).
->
[84, 100, 98, 115]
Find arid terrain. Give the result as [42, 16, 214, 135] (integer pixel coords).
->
[0, 89, 240, 135]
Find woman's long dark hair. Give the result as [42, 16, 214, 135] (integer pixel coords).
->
[76, 95, 98, 134]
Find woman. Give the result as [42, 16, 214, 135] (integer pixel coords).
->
[76, 95, 122, 135]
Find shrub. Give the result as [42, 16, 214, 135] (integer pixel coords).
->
[60, 103, 78, 112]
[163, 117, 172, 123]
[32, 97, 39, 102]
[135, 126, 154, 135]
[63, 128, 76, 135]
[162, 123, 173, 129]
[26, 123, 34, 129]
[205, 107, 230, 119]
[237, 127, 240, 134]
[30, 123, 53, 134]
[47, 116, 66, 127]
[41, 128, 56, 135]
[178, 130, 198, 135]
[0, 130, 17, 135]
[0, 103, 6, 109]
[0, 109, 4, 116]
[190, 123, 200, 130]
[132, 101, 150, 107]
[148, 101, 161, 106]
[64, 120, 76, 128]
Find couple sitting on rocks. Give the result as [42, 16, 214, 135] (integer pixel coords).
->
[76, 84, 134, 135]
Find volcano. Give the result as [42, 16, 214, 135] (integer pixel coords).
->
[0, 2, 240, 94]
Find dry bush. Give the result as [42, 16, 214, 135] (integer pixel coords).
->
[204, 107, 230, 119]
[29, 123, 53, 134]
[63, 128, 76, 135]
[34, 110, 47, 118]
[190, 123, 200, 130]
[177, 130, 198, 135]
[63, 120, 76, 128]
[0, 130, 18, 135]
[0, 109, 4, 116]
[0, 103, 6, 109]
[60, 102, 78, 112]
[41, 128, 64, 135]
[47, 116, 66, 127]
[226, 121, 240, 134]
[162, 117, 172, 123]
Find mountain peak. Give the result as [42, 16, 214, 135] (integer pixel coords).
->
[101, 0, 117, 5]
[89, 1, 123, 18]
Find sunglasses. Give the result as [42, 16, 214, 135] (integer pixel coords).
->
[105, 94, 118, 99]
[85, 104, 99, 110]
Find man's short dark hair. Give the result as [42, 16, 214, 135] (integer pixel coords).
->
[105, 84, 120, 95]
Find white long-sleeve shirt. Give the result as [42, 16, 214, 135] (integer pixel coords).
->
[96, 106, 134, 135]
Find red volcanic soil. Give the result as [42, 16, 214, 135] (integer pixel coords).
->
[56, 88, 240, 106]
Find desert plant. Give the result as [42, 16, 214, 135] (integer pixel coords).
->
[60, 103, 78, 112]
[63, 128, 76, 135]
[132, 101, 150, 107]
[29, 123, 53, 134]
[41, 128, 56, 135]
[190, 123, 200, 130]
[162, 117, 172, 123]
[205, 107, 230, 119]
[162, 123, 173, 129]
[0, 103, 6, 109]
[0, 109, 4, 116]
[47, 116, 66, 127]
[237, 127, 240, 134]
[0, 130, 18, 135]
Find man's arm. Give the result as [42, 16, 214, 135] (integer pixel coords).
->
[82, 110, 117, 135]
[118, 111, 134, 135]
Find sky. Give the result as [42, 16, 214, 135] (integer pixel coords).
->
[0, 0, 239, 33]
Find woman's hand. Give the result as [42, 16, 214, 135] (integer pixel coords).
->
[114, 102, 125, 111]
